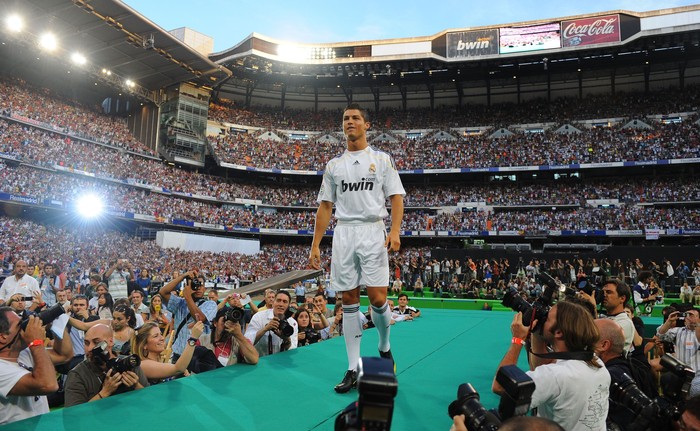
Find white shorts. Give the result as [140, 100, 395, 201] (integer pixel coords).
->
[331, 221, 389, 292]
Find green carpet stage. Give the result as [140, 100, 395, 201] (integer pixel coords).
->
[5, 309, 664, 431]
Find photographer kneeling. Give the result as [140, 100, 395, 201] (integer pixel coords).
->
[64, 324, 148, 406]
[492, 300, 610, 431]
[198, 307, 259, 366]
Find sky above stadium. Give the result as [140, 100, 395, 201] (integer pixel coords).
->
[124, 0, 700, 52]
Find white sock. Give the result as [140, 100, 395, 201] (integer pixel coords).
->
[342, 303, 363, 371]
[371, 301, 391, 352]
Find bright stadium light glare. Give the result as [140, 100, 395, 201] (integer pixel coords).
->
[71, 52, 87, 65]
[39, 32, 57, 51]
[76, 194, 104, 219]
[277, 44, 309, 62]
[6, 14, 24, 33]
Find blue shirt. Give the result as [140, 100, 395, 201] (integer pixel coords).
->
[166, 295, 217, 355]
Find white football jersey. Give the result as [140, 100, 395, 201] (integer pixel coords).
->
[317, 146, 405, 222]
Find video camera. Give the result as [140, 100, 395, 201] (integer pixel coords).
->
[502, 272, 573, 333]
[447, 365, 535, 431]
[335, 357, 398, 431]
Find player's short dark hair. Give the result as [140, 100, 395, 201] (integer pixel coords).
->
[344, 103, 369, 122]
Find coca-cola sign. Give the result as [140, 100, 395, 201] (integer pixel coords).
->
[561, 15, 620, 47]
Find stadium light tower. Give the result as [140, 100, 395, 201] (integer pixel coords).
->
[75, 193, 104, 219]
[5, 14, 23, 33]
[38, 32, 57, 51]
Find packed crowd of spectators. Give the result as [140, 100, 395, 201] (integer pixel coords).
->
[1, 159, 698, 231]
[210, 120, 700, 171]
[0, 77, 155, 157]
[210, 85, 700, 131]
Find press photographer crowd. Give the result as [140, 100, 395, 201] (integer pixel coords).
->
[2, 249, 700, 429]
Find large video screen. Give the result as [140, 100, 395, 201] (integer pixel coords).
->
[499, 23, 561, 54]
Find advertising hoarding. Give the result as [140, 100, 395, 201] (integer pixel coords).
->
[561, 15, 621, 47]
[446, 29, 499, 58]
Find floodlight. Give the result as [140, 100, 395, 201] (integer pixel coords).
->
[75, 194, 104, 219]
[39, 33, 57, 51]
[6, 14, 23, 33]
[101, 68, 112, 76]
[71, 52, 87, 66]
[277, 44, 309, 62]
[125, 79, 135, 88]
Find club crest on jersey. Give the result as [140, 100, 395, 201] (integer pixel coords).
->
[341, 178, 374, 192]
[369, 163, 376, 174]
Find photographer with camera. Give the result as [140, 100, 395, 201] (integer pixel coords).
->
[633, 271, 657, 316]
[493, 300, 610, 431]
[588, 279, 636, 355]
[198, 307, 258, 366]
[656, 307, 700, 397]
[64, 323, 148, 406]
[595, 319, 660, 430]
[159, 270, 217, 363]
[0, 305, 74, 424]
[245, 290, 298, 357]
[103, 259, 134, 300]
[294, 308, 325, 347]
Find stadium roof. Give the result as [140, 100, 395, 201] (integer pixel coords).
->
[209, 5, 700, 108]
[1, 0, 230, 101]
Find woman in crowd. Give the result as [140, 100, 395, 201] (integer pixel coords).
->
[136, 268, 152, 295]
[148, 293, 172, 335]
[131, 321, 205, 384]
[294, 308, 324, 347]
[96, 292, 114, 319]
[198, 308, 258, 366]
[112, 305, 137, 355]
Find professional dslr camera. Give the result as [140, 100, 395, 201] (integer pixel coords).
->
[447, 365, 535, 431]
[335, 357, 397, 431]
[224, 306, 245, 322]
[20, 303, 66, 330]
[275, 314, 295, 338]
[91, 340, 141, 374]
[303, 328, 322, 345]
[502, 272, 574, 333]
[185, 276, 203, 290]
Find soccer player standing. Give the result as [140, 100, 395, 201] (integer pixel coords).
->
[309, 103, 405, 393]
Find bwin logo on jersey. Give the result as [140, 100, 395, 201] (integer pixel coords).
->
[341, 178, 374, 192]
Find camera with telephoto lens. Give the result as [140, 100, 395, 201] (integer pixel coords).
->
[91, 340, 141, 374]
[607, 368, 659, 431]
[653, 353, 695, 421]
[224, 307, 245, 322]
[19, 303, 66, 331]
[275, 314, 295, 338]
[576, 277, 604, 305]
[447, 365, 535, 431]
[335, 357, 398, 431]
[502, 272, 573, 333]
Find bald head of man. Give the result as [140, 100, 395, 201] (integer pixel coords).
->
[594, 318, 626, 362]
[84, 324, 115, 363]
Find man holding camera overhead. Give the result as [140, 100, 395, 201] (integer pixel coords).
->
[245, 290, 298, 357]
[64, 324, 148, 407]
[656, 307, 700, 396]
[493, 300, 610, 431]
[160, 270, 217, 363]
